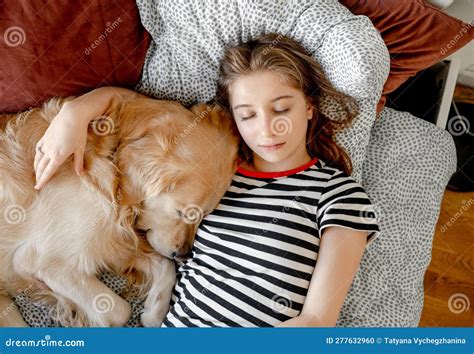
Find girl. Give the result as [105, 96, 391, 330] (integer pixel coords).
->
[34, 33, 379, 327]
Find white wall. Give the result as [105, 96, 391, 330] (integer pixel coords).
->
[445, 0, 474, 85]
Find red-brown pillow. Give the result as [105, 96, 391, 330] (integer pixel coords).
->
[0, 0, 150, 113]
[340, 0, 474, 113]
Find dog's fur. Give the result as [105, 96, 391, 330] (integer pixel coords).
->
[0, 96, 238, 327]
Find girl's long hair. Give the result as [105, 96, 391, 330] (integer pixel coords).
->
[215, 33, 358, 175]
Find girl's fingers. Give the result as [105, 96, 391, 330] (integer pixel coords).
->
[35, 159, 61, 190]
[33, 151, 41, 175]
[74, 150, 84, 176]
[34, 155, 51, 189]
[33, 143, 44, 173]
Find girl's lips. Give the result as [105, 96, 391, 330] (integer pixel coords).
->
[259, 142, 285, 151]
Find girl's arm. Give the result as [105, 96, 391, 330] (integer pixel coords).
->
[34, 87, 143, 189]
[276, 226, 368, 327]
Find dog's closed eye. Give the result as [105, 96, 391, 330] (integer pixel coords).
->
[137, 228, 151, 237]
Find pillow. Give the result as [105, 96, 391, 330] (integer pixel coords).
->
[13, 0, 392, 327]
[135, 0, 390, 183]
[0, 0, 150, 114]
[337, 106, 457, 326]
[340, 0, 474, 113]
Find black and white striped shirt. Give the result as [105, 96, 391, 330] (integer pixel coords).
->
[162, 158, 379, 327]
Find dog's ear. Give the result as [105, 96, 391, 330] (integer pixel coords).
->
[190, 104, 239, 139]
[117, 135, 187, 203]
[150, 164, 187, 195]
[116, 190, 141, 245]
[210, 105, 239, 136]
[189, 103, 210, 117]
[117, 99, 188, 144]
[116, 98, 148, 141]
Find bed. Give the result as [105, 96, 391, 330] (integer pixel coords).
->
[1, 0, 471, 327]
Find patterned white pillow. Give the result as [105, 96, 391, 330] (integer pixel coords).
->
[337, 107, 457, 326]
[135, 0, 390, 182]
[13, 0, 393, 327]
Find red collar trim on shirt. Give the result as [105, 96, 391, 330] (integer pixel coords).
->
[237, 157, 318, 178]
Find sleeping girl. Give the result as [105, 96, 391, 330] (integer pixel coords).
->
[34, 33, 379, 327]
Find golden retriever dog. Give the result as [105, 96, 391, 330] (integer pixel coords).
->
[0, 96, 238, 327]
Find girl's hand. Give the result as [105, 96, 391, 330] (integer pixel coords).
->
[34, 102, 89, 190]
[33, 87, 142, 190]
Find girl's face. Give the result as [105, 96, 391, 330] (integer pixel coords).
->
[228, 70, 313, 172]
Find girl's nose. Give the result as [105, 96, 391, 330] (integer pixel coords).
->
[260, 115, 275, 138]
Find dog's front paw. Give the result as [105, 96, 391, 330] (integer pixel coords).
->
[91, 294, 132, 327]
[141, 306, 167, 327]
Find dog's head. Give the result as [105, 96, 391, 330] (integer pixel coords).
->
[117, 99, 238, 259]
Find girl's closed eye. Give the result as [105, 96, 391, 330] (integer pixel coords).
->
[241, 113, 255, 121]
[274, 108, 289, 114]
[241, 108, 289, 121]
